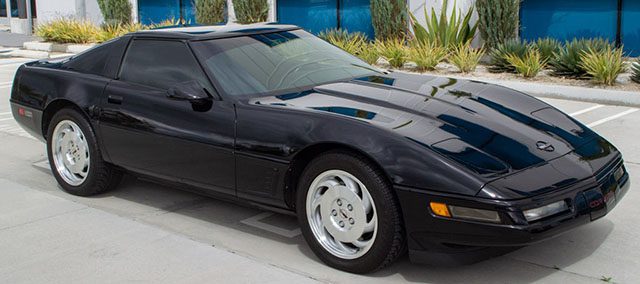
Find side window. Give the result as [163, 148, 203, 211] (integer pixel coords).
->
[63, 37, 129, 78]
[119, 39, 213, 91]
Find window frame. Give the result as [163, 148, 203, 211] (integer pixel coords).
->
[116, 37, 222, 100]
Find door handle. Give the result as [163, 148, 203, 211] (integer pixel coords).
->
[107, 95, 123, 105]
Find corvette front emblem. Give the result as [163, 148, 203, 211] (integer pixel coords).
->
[536, 141, 555, 152]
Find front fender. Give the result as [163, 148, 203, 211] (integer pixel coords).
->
[235, 103, 484, 197]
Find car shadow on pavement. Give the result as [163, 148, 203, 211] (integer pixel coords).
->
[76, 173, 614, 283]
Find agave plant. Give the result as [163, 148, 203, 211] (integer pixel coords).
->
[408, 41, 448, 72]
[375, 38, 409, 68]
[534, 38, 562, 63]
[549, 38, 613, 78]
[449, 44, 484, 73]
[579, 46, 626, 85]
[632, 59, 640, 84]
[505, 49, 547, 78]
[358, 43, 381, 65]
[409, 0, 477, 49]
[318, 28, 368, 55]
[488, 38, 530, 73]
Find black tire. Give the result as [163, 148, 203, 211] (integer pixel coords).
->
[296, 151, 405, 274]
[46, 108, 122, 196]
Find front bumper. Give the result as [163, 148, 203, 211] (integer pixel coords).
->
[397, 158, 630, 265]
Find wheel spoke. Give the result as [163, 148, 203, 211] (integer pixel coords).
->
[363, 219, 376, 234]
[352, 239, 370, 248]
[338, 174, 359, 194]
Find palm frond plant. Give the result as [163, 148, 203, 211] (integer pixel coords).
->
[195, 0, 226, 25]
[475, 0, 520, 49]
[534, 37, 561, 63]
[505, 49, 546, 78]
[632, 59, 640, 84]
[409, 0, 478, 49]
[449, 44, 484, 73]
[409, 41, 448, 72]
[579, 46, 626, 85]
[375, 38, 409, 68]
[233, 0, 268, 24]
[488, 38, 530, 73]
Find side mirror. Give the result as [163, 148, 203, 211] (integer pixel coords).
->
[166, 80, 211, 103]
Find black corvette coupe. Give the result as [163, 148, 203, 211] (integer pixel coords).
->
[10, 25, 629, 273]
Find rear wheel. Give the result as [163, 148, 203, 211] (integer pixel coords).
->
[296, 151, 405, 273]
[47, 108, 122, 196]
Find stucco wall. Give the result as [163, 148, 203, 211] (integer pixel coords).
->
[408, 0, 481, 45]
[35, 0, 105, 25]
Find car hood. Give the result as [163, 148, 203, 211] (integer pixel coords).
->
[248, 72, 603, 181]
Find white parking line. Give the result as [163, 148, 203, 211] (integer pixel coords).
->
[570, 105, 604, 117]
[0, 112, 11, 115]
[587, 109, 639, 127]
[0, 117, 14, 122]
[240, 212, 301, 238]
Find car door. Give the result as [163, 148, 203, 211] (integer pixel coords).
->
[97, 38, 236, 196]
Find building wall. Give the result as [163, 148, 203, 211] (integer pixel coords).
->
[408, 0, 480, 45]
[35, 0, 103, 24]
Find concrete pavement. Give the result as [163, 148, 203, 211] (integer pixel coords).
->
[2, 57, 640, 283]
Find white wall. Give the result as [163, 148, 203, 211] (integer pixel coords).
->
[408, 0, 481, 46]
[35, 0, 104, 25]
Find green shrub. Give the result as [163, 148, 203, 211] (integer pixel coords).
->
[375, 38, 408, 68]
[475, 0, 520, 49]
[632, 59, 640, 84]
[371, 0, 407, 40]
[233, 0, 268, 24]
[195, 0, 226, 24]
[97, 0, 132, 25]
[410, 0, 477, 49]
[534, 37, 561, 63]
[579, 46, 626, 85]
[550, 38, 613, 78]
[36, 19, 100, 44]
[319, 28, 367, 55]
[409, 41, 448, 71]
[97, 22, 145, 42]
[449, 44, 484, 73]
[358, 43, 380, 65]
[488, 38, 530, 73]
[505, 49, 546, 78]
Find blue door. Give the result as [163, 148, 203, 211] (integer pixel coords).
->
[622, 0, 640, 56]
[138, 0, 181, 25]
[520, 0, 618, 43]
[277, 0, 374, 38]
[340, 0, 374, 37]
[277, 0, 338, 34]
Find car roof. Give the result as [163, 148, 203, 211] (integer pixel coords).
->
[131, 23, 301, 41]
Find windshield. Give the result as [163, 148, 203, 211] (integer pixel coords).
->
[191, 29, 379, 96]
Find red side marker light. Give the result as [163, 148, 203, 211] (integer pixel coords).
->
[18, 108, 25, 116]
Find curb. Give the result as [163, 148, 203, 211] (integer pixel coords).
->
[23, 41, 95, 54]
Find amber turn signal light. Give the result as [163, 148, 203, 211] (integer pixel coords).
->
[429, 202, 451, 217]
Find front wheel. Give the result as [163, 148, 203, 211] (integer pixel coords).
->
[47, 108, 122, 196]
[296, 151, 405, 273]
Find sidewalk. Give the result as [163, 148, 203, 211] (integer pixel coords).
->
[0, 31, 39, 48]
[0, 178, 319, 284]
